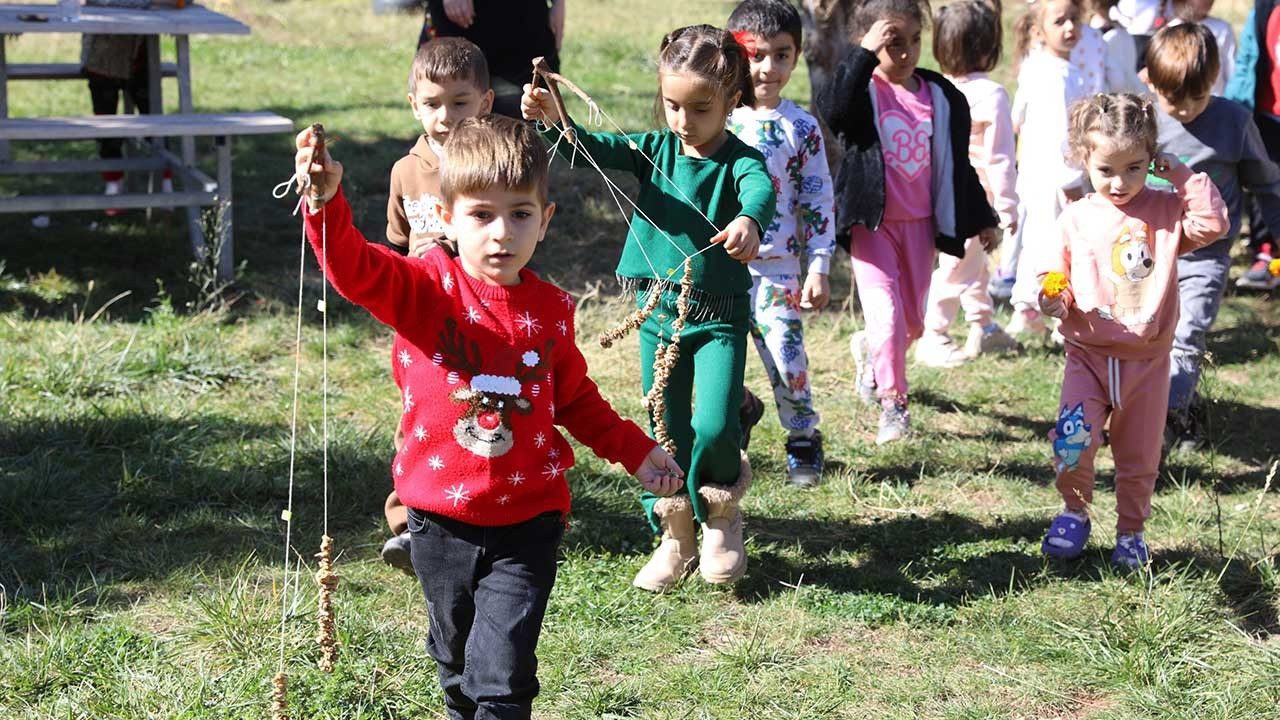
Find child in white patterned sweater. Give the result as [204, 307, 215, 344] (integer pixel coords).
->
[726, 0, 836, 487]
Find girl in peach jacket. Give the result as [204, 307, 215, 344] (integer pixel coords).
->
[1036, 93, 1227, 570]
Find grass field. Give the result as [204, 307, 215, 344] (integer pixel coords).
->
[2, 1, 1279, 717]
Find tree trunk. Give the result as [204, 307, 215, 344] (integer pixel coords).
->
[798, 0, 857, 172]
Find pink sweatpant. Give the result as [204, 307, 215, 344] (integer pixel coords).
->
[1052, 346, 1171, 532]
[923, 235, 994, 333]
[849, 219, 935, 402]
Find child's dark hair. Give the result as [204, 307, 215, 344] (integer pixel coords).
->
[727, 0, 804, 51]
[933, 0, 1001, 76]
[441, 115, 549, 204]
[1144, 23, 1219, 103]
[654, 25, 755, 122]
[849, 0, 931, 43]
[409, 37, 490, 94]
[1066, 93, 1158, 167]
[1013, 0, 1081, 64]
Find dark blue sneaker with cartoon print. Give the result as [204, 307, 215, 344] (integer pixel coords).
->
[785, 430, 823, 488]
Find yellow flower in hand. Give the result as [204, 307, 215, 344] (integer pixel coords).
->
[1042, 271, 1068, 298]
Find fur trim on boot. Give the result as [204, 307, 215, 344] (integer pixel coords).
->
[696, 452, 752, 584]
[633, 494, 698, 593]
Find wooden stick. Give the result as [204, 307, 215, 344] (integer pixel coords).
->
[531, 57, 575, 145]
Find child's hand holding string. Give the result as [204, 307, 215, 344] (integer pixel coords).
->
[712, 216, 760, 262]
[636, 445, 684, 497]
[294, 126, 342, 210]
[520, 84, 565, 126]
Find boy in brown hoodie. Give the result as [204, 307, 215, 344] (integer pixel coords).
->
[382, 37, 494, 571]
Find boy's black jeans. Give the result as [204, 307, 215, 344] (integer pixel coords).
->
[407, 507, 564, 720]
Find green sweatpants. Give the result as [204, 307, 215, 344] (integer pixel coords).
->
[638, 289, 749, 531]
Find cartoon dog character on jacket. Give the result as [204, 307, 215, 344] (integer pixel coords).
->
[1053, 402, 1092, 473]
[1099, 224, 1156, 325]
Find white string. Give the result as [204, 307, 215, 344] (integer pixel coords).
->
[579, 95, 724, 237]
[543, 122, 696, 276]
[277, 203, 308, 672]
[321, 212, 329, 537]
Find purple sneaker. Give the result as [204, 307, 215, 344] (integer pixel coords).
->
[1110, 533, 1150, 571]
[1041, 511, 1091, 559]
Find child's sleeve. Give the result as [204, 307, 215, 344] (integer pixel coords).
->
[385, 166, 411, 251]
[539, 120, 651, 179]
[733, 152, 777, 238]
[794, 116, 836, 276]
[1218, 24, 1237, 94]
[1169, 166, 1230, 254]
[305, 187, 437, 331]
[1238, 114, 1280, 236]
[1225, 10, 1257, 108]
[979, 87, 1020, 229]
[816, 46, 878, 139]
[551, 301, 656, 474]
[1036, 211, 1076, 308]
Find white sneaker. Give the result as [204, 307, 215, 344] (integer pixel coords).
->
[1006, 308, 1048, 338]
[876, 401, 910, 445]
[849, 330, 877, 406]
[964, 323, 1021, 357]
[104, 180, 123, 217]
[914, 330, 968, 368]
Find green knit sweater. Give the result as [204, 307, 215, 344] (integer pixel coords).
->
[546, 123, 776, 295]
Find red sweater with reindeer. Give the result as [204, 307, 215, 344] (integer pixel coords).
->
[305, 188, 655, 526]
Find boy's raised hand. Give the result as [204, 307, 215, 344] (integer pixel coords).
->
[520, 84, 564, 126]
[860, 19, 896, 53]
[799, 272, 830, 310]
[712, 216, 760, 262]
[636, 445, 684, 497]
[294, 126, 342, 210]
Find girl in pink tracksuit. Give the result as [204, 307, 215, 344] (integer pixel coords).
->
[1037, 93, 1227, 569]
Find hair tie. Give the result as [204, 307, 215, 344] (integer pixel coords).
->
[730, 30, 757, 60]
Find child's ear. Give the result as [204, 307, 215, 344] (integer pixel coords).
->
[437, 201, 452, 229]
[728, 89, 742, 109]
[538, 201, 556, 241]
[480, 89, 495, 115]
[408, 92, 421, 118]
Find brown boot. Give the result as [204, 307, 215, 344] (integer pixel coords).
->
[633, 495, 698, 593]
[697, 452, 752, 584]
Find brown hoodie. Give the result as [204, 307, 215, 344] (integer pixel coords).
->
[386, 135, 445, 249]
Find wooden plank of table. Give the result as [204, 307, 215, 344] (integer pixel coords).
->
[0, 4, 250, 35]
[0, 112, 294, 140]
[0, 189, 217, 213]
[0, 155, 168, 175]
[7, 62, 179, 80]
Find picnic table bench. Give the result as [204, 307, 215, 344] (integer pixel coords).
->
[0, 3, 294, 281]
[0, 111, 292, 278]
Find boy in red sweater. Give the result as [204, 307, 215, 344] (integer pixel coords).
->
[295, 115, 682, 719]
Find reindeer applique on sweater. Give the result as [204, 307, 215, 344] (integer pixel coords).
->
[435, 317, 555, 459]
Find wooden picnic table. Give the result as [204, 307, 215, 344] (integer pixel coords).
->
[0, 3, 291, 280]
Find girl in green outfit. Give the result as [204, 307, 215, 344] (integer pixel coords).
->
[521, 25, 776, 592]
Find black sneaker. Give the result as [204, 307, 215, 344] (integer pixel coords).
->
[785, 430, 824, 488]
[739, 387, 765, 451]
[1164, 395, 1206, 454]
[380, 530, 415, 576]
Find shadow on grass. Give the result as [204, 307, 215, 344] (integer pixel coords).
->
[1163, 395, 1280, 493]
[0, 409, 391, 605]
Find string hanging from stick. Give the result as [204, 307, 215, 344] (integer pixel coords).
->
[529, 61, 718, 454]
[269, 123, 340, 718]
